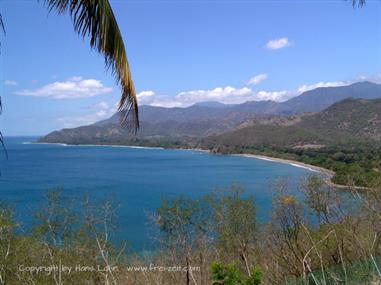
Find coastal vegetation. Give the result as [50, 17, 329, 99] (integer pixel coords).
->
[1, 176, 381, 284]
[204, 143, 381, 187]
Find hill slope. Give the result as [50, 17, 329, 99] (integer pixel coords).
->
[202, 98, 381, 149]
[200, 98, 381, 186]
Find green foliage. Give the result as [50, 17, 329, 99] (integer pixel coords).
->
[32, 189, 77, 244]
[211, 262, 262, 285]
[246, 266, 262, 285]
[208, 186, 257, 262]
[204, 142, 381, 187]
[156, 197, 210, 248]
[211, 262, 244, 285]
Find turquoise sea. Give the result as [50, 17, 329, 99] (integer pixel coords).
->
[0, 137, 315, 250]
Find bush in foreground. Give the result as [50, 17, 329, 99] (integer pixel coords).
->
[0, 177, 381, 284]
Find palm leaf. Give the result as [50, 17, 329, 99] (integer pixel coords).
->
[0, 130, 8, 160]
[0, 13, 7, 162]
[0, 90, 7, 162]
[0, 13, 4, 34]
[43, 0, 139, 130]
[0, 12, 4, 51]
[0, 95, 7, 161]
[351, 0, 366, 7]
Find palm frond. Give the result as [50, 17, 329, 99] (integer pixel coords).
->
[0, 131, 8, 161]
[43, 0, 139, 130]
[0, 12, 5, 51]
[351, 0, 366, 7]
[0, 13, 5, 34]
[0, 13, 7, 162]
[0, 96, 8, 161]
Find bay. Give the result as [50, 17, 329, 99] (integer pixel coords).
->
[0, 136, 314, 250]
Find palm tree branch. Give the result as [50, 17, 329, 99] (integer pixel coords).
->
[43, 0, 139, 130]
[351, 0, 366, 7]
[0, 13, 7, 161]
[0, 13, 5, 34]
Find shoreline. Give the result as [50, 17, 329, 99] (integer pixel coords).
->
[235, 153, 334, 176]
[233, 153, 367, 191]
[29, 141, 366, 190]
[234, 153, 334, 183]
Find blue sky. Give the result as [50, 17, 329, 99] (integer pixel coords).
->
[1, 0, 381, 135]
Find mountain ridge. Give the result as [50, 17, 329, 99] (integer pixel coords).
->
[40, 81, 381, 144]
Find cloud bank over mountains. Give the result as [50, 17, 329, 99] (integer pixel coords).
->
[11, 72, 381, 128]
[136, 76, 368, 108]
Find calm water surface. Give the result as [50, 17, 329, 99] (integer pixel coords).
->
[0, 137, 314, 250]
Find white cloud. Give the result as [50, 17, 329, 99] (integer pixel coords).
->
[57, 100, 117, 128]
[139, 76, 368, 108]
[297, 81, 349, 93]
[4, 80, 18, 86]
[296, 74, 381, 94]
[356, 73, 381, 83]
[138, 91, 155, 98]
[137, 90, 155, 104]
[266, 37, 291, 50]
[143, 86, 293, 108]
[15, 78, 112, 99]
[175, 86, 252, 105]
[247, 73, 268, 85]
[256, 90, 293, 101]
[148, 86, 253, 107]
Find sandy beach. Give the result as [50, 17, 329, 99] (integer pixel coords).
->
[234, 153, 369, 191]
[236, 153, 335, 176]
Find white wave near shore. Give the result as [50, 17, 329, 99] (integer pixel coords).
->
[236, 154, 333, 176]
[26, 141, 164, 150]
